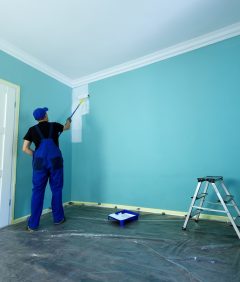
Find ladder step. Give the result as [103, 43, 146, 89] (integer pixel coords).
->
[191, 193, 207, 200]
[190, 209, 201, 218]
[217, 195, 234, 204]
[205, 176, 223, 183]
[205, 201, 233, 207]
[192, 206, 227, 213]
[197, 176, 223, 183]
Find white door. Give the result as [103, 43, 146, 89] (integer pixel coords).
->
[0, 80, 19, 228]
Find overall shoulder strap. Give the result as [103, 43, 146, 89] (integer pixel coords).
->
[34, 125, 44, 140]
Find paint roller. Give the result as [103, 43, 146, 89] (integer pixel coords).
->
[67, 95, 90, 122]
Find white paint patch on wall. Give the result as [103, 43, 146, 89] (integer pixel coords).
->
[71, 85, 89, 143]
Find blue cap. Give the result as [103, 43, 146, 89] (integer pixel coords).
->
[33, 107, 48, 120]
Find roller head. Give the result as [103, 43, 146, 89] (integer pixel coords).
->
[79, 94, 90, 105]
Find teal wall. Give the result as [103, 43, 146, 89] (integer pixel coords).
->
[72, 36, 240, 212]
[0, 51, 72, 219]
[2, 35, 240, 219]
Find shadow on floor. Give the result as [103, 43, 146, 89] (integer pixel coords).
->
[0, 204, 240, 282]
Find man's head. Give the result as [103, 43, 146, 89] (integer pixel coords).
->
[33, 107, 49, 121]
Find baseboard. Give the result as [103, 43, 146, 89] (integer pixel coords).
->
[67, 201, 229, 222]
[12, 208, 52, 224]
[11, 201, 229, 224]
[12, 203, 69, 225]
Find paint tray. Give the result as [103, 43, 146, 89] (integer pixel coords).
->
[108, 210, 139, 226]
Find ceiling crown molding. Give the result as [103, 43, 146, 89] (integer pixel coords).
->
[72, 22, 240, 88]
[0, 39, 72, 87]
[1, 22, 240, 88]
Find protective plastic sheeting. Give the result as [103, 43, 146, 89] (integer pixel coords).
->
[0, 204, 240, 281]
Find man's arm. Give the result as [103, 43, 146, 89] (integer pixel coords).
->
[63, 118, 71, 131]
[22, 140, 34, 156]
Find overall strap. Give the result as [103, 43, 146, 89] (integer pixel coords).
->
[49, 123, 54, 138]
[34, 125, 45, 140]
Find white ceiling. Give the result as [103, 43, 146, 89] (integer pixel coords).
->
[0, 0, 240, 86]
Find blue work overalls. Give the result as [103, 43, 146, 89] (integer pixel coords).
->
[28, 123, 65, 229]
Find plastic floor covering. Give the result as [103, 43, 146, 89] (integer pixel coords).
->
[0, 204, 240, 282]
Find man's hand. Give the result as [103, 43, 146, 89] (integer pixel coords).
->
[63, 117, 72, 131]
[22, 140, 34, 156]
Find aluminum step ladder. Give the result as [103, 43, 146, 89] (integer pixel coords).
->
[182, 176, 240, 239]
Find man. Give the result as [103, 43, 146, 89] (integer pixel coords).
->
[22, 107, 71, 231]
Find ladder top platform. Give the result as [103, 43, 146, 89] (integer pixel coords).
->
[197, 176, 223, 183]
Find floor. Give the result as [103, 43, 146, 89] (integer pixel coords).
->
[0, 204, 240, 282]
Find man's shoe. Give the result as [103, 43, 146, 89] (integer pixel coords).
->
[26, 226, 38, 232]
[54, 217, 66, 225]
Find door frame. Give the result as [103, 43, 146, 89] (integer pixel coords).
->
[0, 79, 20, 224]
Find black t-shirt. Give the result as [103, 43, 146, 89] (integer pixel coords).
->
[23, 121, 64, 149]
